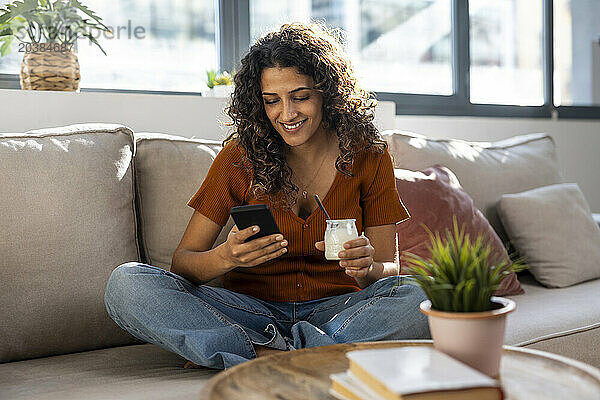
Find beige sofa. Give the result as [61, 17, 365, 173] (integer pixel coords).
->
[1, 123, 599, 400]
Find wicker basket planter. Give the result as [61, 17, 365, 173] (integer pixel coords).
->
[20, 47, 80, 91]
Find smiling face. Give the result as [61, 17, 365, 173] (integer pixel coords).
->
[260, 66, 326, 148]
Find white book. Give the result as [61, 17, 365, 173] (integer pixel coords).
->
[344, 346, 502, 400]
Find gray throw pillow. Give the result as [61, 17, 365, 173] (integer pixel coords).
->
[382, 131, 563, 244]
[498, 183, 600, 288]
[134, 133, 234, 281]
[0, 124, 141, 363]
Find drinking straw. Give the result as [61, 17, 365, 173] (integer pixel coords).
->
[314, 194, 331, 220]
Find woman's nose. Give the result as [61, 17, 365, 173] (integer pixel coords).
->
[282, 101, 298, 121]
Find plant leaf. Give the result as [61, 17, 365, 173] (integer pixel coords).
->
[0, 0, 39, 25]
[0, 35, 14, 56]
[403, 214, 530, 312]
[69, 0, 109, 30]
[80, 31, 106, 55]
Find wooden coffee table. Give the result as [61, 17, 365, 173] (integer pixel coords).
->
[199, 340, 600, 400]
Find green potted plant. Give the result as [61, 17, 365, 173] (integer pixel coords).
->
[0, 0, 109, 91]
[205, 69, 234, 97]
[405, 216, 527, 378]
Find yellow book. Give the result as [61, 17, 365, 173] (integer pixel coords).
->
[330, 371, 386, 400]
[343, 346, 503, 400]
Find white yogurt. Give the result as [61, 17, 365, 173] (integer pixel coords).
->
[325, 219, 359, 260]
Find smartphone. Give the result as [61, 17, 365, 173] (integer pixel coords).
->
[230, 204, 281, 242]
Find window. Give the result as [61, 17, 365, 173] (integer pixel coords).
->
[0, 0, 217, 92]
[1, 0, 599, 118]
[553, 0, 600, 107]
[78, 0, 217, 92]
[250, 0, 453, 95]
[469, 0, 544, 106]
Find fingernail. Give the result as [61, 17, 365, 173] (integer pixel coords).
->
[344, 244, 350, 249]
[339, 252, 346, 258]
[253, 226, 258, 232]
[340, 261, 347, 267]
[276, 235, 283, 241]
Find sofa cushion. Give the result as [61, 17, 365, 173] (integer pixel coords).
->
[382, 131, 563, 243]
[134, 133, 234, 282]
[498, 183, 600, 288]
[394, 165, 523, 296]
[505, 273, 600, 368]
[0, 343, 217, 400]
[0, 124, 141, 363]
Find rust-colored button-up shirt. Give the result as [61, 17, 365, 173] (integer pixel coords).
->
[187, 141, 409, 302]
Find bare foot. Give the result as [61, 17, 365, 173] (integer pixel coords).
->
[183, 360, 204, 369]
[254, 344, 286, 358]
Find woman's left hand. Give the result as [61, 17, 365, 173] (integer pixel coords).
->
[315, 236, 375, 280]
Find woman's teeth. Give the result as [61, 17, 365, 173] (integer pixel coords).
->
[282, 120, 305, 130]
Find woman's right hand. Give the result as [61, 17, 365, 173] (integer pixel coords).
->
[219, 225, 288, 269]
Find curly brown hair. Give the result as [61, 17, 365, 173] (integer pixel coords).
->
[225, 22, 387, 208]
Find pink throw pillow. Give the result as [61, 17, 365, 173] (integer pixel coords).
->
[395, 165, 524, 296]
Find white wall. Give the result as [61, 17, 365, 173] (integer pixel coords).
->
[0, 89, 396, 140]
[0, 89, 235, 140]
[395, 115, 600, 212]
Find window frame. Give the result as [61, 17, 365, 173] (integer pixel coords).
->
[0, 0, 598, 119]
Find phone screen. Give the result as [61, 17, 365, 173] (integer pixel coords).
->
[230, 204, 280, 241]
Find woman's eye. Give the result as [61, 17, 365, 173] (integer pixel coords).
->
[263, 96, 308, 104]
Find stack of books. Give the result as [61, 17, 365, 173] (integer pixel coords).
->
[329, 346, 503, 400]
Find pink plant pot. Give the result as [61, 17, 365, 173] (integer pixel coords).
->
[420, 297, 516, 378]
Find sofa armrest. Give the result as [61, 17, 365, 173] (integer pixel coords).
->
[594, 213, 600, 229]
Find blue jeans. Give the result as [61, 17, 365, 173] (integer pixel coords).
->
[104, 262, 430, 370]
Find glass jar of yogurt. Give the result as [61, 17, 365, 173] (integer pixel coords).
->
[324, 219, 359, 260]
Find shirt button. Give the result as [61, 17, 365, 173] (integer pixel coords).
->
[297, 283, 302, 288]
[303, 224, 309, 229]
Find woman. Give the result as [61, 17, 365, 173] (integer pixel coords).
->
[104, 22, 429, 370]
